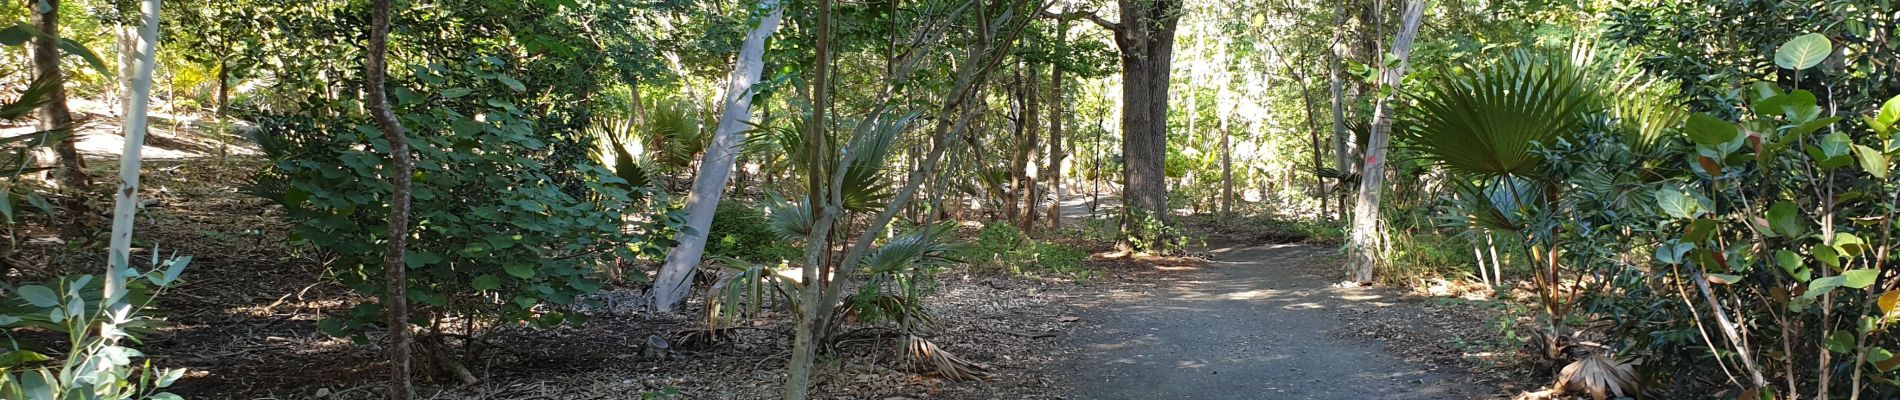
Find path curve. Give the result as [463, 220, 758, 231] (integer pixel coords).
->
[1056, 244, 1482, 399]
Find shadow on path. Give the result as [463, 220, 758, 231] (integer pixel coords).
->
[1057, 244, 1482, 399]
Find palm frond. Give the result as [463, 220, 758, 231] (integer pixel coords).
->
[1401, 51, 1601, 180]
[837, 111, 922, 211]
[861, 221, 963, 275]
[0, 75, 61, 120]
[764, 193, 813, 241]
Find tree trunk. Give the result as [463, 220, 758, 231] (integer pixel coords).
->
[216, 59, 229, 116]
[103, 0, 161, 346]
[365, 0, 416, 397]
[1110, 0, 1182, 233]
[1019, 62, 1040, 232]
[650, 0, 785, 312]
[1345, 0, 1423, 284]
[1220, 113, 1232, 217]
[784, 0, 834, 395]
[1047, 22, 1067, 231]
[27, 0, 90, 192]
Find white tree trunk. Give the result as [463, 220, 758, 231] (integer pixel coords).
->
[103, 0, 162, 341]
[1345, 0, 1424, 284]
[650, 0, 786, 312]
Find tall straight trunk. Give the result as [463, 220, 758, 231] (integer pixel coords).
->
[103, 0, 161, 346]
[1047, 21, 1067, 231]
[1105, 0, 1182, 230]
[1328, 0, 1353, 220]
[1345, 0, 1423, 283]
[1220, 112, 1232, 217]
[365, 0, 416, 397]
[27, 0, 89, 191]
[784, 0, 834, 395]
[650, 0, 786, 312]
[216, 59, 229, 115]
[1004, 65, 1025, 224]
[1020, 62, 1040, 232]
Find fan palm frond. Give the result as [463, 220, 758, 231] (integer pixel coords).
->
[764, 193, 813, 241]
[837, 111, 922, 211]
[1402, 51, 1601, 181]
[861, 221, 963, 275]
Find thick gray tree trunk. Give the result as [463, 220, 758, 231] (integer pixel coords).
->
[650, 0, 786, 312]
[1346, 0, 1423, 283]
[1046, 19, 1066, 230]
[1107, 0, 1181, 233]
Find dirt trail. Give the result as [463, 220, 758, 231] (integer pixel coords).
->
[1047, 197, 1482, 399]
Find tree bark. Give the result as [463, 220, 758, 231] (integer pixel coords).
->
[1345, 0, 1423, 283]
[103, 0, 161, 346]
[1106, 0, 1182, 234]
[1046, 20, 1067, 231]
[27, 0, 90, 193]
[784, 0, 835, 395]
[650, 0, 786, 312]
[365, 0, 416, 397]
[1019, 62, 1040, 232]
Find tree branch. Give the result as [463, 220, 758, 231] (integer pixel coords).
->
[1040, 9, 1116, 32]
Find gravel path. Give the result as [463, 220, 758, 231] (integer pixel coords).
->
[1055, 244, 1483, 399]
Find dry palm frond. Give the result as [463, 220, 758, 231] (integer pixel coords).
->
[1554, 354, 1638, 400]
[899, 335, 991, 381]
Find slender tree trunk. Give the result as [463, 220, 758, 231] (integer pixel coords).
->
[103, 0, 161, 347]
[1047, 21, 1067, 231]
[1220, 113, 1232, 217]
[1327, 0, 1352, 221]
[365, 0, 416, 397]
[1345, 0, 1423, 283]
[1020, 62, 1040, 232]
[650, 0, 786, 312]
[27, 0, 90, 193]
[784, 0, 835, 395]
[216, 59, 230, 115]
[1109, 0, 1182, 237]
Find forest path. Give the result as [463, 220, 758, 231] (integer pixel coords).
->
[1052, 244, 1483, 399]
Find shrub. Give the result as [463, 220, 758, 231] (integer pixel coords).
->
[0, 254, 190, 400]
[251, 57, 675, 343]
[704, 200, 799, 264]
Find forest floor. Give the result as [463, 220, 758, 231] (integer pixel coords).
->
[11, 108, 1535, 398]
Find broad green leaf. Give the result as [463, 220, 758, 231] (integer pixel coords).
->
[405, 251, 443, 269]
[1685, 114, 1739, 146]
[1854, 145, 1889, 179]
[150, 392, 183, 400]
[1826, 329, 1855, 353]
[1814, 245, 1841, 268]
[1871, 347, 1898, 372]
[504, 264, 535, 279]
[1706, 274, 1744, 285]
[1832, 232, 1868, 257]
[1842, 268, 1878, 289]
[0, 350, 50, 368]
[496, 74, 526, 91]
[1767, 201, 1805, 237]
[1777, 250, 1810, 282]
[441, 88, 474, 99]
[17, 285, 57, 307]
[1656, 187, 1705, 220]
[1775, 33, 1832, 71]
[1656, 241, 1694, 265]
[471, 274, 502, 291]
[1803, 275, 1847, 303]
[1875, 95, 1899, 134]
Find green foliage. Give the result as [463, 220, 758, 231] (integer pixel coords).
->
[0, 254, 190, 400]
[1401, 50, 1598, 180]
[705, 200, 800, 264]
[253, 59, 679, 339]
[957, 223, 1091, 277]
